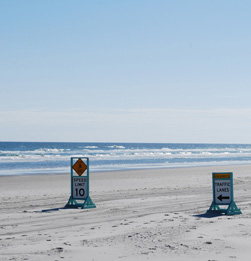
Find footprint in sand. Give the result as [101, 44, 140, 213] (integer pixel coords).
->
[53, 247, 64, 253]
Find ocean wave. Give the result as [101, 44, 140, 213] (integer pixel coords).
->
[2, 148, 251, 162]
[34, 148, 67, 153]
[106, 145, 126, 149]
[2, 142, 251, 176]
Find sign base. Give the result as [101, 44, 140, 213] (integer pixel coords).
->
[207, 201, 242, 216]
[65, 196, 96, 209]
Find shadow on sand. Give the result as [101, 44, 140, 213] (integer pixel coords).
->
[40, 207, 65, 213]
[194, 211, 226, 218]
[34, 204, 88, 213]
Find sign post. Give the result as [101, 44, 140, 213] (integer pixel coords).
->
[207, 172, 241, 215]
[65, 157, 96, 209]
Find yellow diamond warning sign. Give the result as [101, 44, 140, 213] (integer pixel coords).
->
[72, 158, 87, 176]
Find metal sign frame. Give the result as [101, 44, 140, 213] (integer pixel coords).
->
[65, 157, 96, 209]
[207, 172, 241, 215]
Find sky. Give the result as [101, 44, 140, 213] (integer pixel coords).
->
[1, 0, 251, 143]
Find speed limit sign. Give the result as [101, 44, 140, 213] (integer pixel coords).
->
[66, 157, 96, 209]
[72, 176, 87, 199]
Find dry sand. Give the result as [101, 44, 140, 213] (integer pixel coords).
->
[0, 165, 251, 260]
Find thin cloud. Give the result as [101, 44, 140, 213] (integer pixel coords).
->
[1, 108, 251, 143]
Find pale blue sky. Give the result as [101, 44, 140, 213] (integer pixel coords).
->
[1, 1, 251, 143]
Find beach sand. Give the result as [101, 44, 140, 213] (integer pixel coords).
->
[0, 165, 251, 260]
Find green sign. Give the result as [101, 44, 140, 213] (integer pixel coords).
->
[207, 172, 241, 215]
[65, 157, 96, 209]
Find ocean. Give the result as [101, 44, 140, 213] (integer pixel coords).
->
[1, 142, 251, 176]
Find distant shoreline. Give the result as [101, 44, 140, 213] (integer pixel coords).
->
[1, 162, 251, 178]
